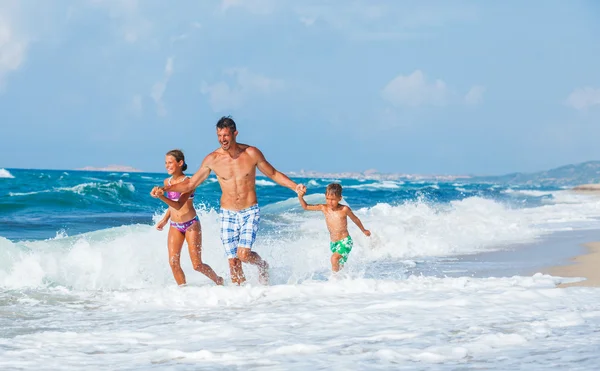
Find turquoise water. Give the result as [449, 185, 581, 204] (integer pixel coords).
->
[0, 168, 559, 241]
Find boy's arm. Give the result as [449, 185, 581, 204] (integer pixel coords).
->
[298, 191, 323, 211]
[346, 207, 371, 236]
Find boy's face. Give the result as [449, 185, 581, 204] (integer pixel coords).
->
[325, 193, 341, 208]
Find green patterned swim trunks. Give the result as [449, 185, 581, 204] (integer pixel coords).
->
[329, 235, 354, 265]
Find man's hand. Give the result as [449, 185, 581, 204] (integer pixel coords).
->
[363, 230, 371, 237]
[297, 187, 307, 197]
[150, 186, 164, 198]
[295, 183, 306, 195]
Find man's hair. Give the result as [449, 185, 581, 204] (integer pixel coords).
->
[216, 116, 236, 132]
[326, 183, 343, 197]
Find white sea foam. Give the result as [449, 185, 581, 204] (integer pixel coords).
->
[345, 181, 401, 190]
[256, 179, 276, 186]
[0, 274, 598, 369]
[4, 194, 600, 291]
[8, 180, 135, 197]
[0, 168, 14, 178]
[504, 189, 554, 197]
[307, 179, 320, 187]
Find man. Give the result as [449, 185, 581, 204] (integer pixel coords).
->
[153, 116, 305, 285]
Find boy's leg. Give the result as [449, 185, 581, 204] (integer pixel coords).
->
[330, 236, 352, 272]
[331, 253, 343, 272]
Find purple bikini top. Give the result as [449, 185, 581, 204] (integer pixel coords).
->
[166, 176, 195, 201]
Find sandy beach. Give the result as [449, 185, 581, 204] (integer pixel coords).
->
[546, 242, 600, 288]
[572, 184, 600, 192]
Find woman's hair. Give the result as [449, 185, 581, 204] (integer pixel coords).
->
[166, 149, 187, 171]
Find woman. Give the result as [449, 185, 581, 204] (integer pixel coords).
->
[152, 149, 223, 286]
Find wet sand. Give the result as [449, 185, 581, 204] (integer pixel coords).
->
[545, 242, 600, 288]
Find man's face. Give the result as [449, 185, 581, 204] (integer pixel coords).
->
[217, 127, 237, 150]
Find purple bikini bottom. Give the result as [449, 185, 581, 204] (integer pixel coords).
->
[170, 215, 199, 234]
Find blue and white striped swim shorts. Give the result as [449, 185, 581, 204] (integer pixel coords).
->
[219, 204, 260, 259]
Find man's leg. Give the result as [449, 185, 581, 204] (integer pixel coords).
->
[237, 248, 269, 284]
[228, 257, 245, 285]
[220, 208, 245, 285]
[237, 205, 269, 284]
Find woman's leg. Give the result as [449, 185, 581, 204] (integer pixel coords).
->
[168, 226, 187, 285]
[186, 221, 224, 285]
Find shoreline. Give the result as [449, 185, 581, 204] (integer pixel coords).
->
[544, 242, 600, 288]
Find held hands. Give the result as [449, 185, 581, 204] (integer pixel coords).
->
[150, 186, 164, 198]
[295, 183, 307, 196]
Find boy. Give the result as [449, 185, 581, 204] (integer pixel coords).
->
[298, 183, 371, 272]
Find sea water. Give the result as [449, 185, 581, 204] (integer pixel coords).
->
[1, 168, 599, 370]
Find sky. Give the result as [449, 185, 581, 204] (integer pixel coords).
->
[1, 0, 599, 176]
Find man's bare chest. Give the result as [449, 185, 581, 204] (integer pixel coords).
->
[212, 157, 256, 181]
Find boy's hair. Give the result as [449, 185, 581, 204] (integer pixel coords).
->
[216, 116, 236, 132]
[166, 149, 188, 171]
[326, 183, 343, 198]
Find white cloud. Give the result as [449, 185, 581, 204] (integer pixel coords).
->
[151, 57, 174, 116]
[465, 85, 485, 105]
[382, 70, 484, 108]
[0, 5, 28, 90]
[565, 87, 600, 110]
[201, 68, 284, 112]
[382, 70, 449, 107]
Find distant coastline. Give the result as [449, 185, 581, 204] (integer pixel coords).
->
[76, 165, 143, 173]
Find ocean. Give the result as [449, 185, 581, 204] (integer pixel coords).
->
[1, 167, 600, 370]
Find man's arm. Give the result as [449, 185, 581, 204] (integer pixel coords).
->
[251, 147, 304, 193]
[157, 191, 193, 211]
[163, 155, 213, 194]
[346, 207, 371, 236]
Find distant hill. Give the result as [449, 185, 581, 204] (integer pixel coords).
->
[471, 161, 600, 186]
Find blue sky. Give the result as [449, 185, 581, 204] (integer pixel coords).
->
[1, 0, 599, 176]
